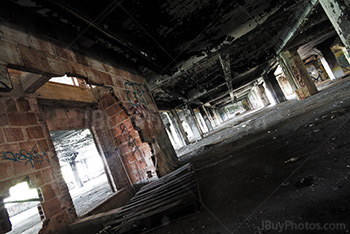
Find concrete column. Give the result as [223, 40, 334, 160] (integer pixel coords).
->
[320, 0, 350, 52]
[256, 83, 271, 106]
[166, 112, 186, 147]
[263, 72, 287, 104]
[277, 56, 298, 91]
[171, 109, 190, 145]
[183, 106, 202, 140]
[279, 49, 318, 99]
[214, 109, 223, 124]
[319, 56, 337, 80]
[200, 106, 213, 131]
[189, 107, 204, 138]
[193, 109, 209, 133]
[161, 112, 185, 150]
[209, 108, 221, 126]
[203, 106, 217, 128]
[317, 39, 345, 79]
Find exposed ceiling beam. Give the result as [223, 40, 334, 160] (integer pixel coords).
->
[148, 55, 219, 90]
[187, 83, 227, 102]
[219, 52, 234, 101]
[217, 95, 248, 108]
[274, 0, 319, 55]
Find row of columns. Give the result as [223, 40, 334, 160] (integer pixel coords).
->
[278, 0, 350, 99]
[161, 104, 224, 149]
[162, 0, 350, 149]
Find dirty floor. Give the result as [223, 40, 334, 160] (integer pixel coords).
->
[150, 77, 350, 234]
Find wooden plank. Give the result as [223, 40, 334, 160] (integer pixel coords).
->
[35, 81, 97, 104]
[71, 163, 200, 234]
[123, 181, 197, 215]
[137, 163, 192, 194]
[106, 185, 198, 227]
[114, 200, 198, 233]
[20, 72, 51, 93]
[127, 173, 195, 204]
[105, 181, 197, 223]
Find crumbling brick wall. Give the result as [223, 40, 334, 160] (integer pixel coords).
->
[0, 97, 76, 234]
[0, 8, 178, 234]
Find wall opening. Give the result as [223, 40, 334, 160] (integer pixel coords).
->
[50, 128, 113, 216]
[4, 182, 42, 234]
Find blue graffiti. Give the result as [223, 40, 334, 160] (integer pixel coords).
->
[2, 142, 50, 168]
[124, 81, 149, 106]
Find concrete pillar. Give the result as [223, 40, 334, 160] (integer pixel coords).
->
[317, 39, 345, 79]
[320, 0, 350, 52]
[200, 106, 213, 131]
[277, 57, 298, 91]
[214, 109, 223, 124]
[166, 112, 186, 147]
[161, 112, 185, 150]
[209, 108, 221, 126]
[203, 106, 217, 128]
[256, 83, 271, 106]
[319, 56, 337, 80]
[183, 106, 202, 140]
[193, 109, 209, 133]
[171, 109, 190, 145]
[263, 72, 287, 104]
[279, 49, 318, 99]
[189, 107, 204, 138]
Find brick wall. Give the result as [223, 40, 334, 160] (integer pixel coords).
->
[0, 97, 76, 234]
[0, 13, 178, 234]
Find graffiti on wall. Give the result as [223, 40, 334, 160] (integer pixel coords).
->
[129, 105, 162, 126]
[120, 123, 143, 159]
[291, 64, 306, 87]
[124, 81, 149, 106]
[2, 142, 50, 168]
[123, 80, 162, 127]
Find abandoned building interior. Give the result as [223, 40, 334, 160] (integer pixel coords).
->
[0, 0, 350, 233]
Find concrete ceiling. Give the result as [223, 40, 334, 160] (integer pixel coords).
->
[8, 0, 335, 109]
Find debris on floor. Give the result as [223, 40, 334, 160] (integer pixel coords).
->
[69, 163, 201, 234]
[284, 157, 299, 164]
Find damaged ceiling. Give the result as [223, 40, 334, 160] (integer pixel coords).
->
[7, 0, 335, 109]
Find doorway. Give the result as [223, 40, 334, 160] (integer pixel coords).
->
[50, 128, 113, 216]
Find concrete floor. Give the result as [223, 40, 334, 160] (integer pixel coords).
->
[150, 77, 350, 234]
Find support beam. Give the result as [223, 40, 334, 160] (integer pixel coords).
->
[20, 72, 51, 93]
[200, 106, 213, 132]
[316, 38, 345, 79]
[279, 49, 318, 99]
[219, 53, 234, 101]
[256, 84, 270, 107]
[263, 72, 287, 104]
[189, 107, 204, 138]
[275, 0, 318, 55]
[202, 106, 216, 128]
[170, 109, 190, 145]
[35, 82, 97, 104]
[320, 0, 350, 52]
[183, 106, 202, 141]
[187, 83, 227, 102]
